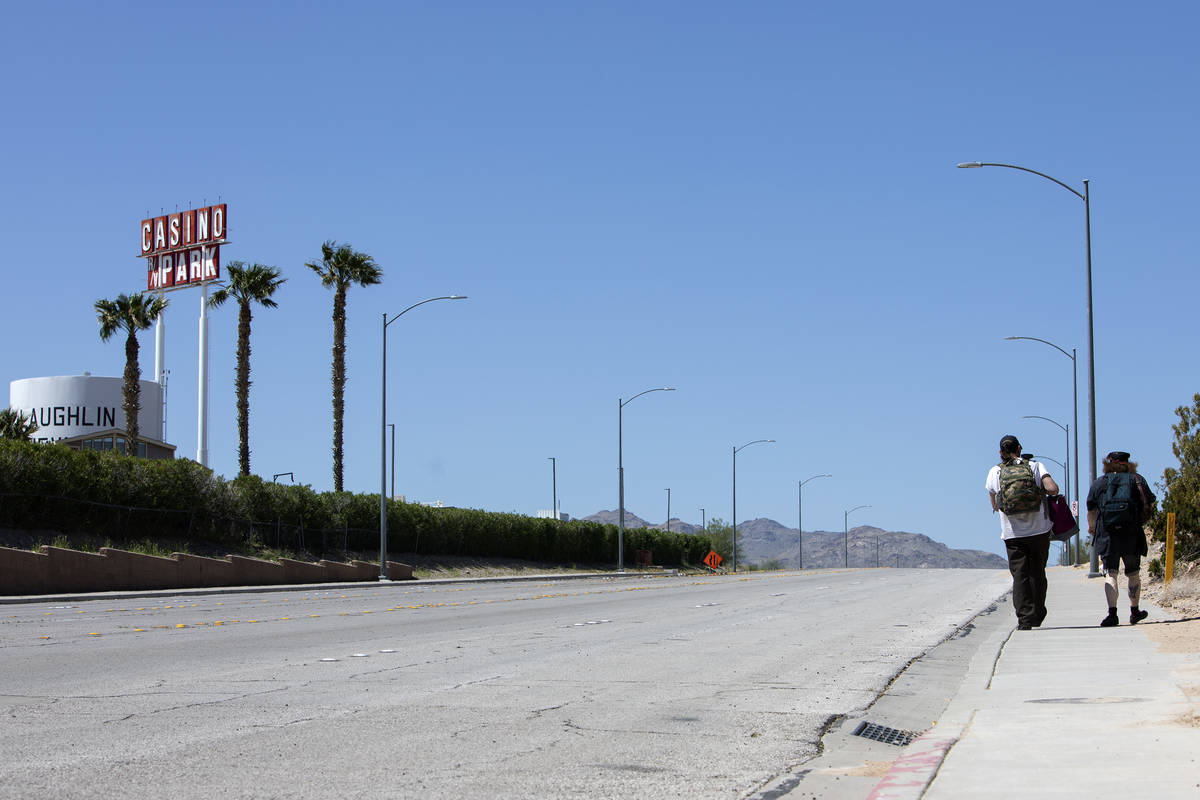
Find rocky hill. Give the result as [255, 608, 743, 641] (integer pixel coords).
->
[583, 511, 1006, 569]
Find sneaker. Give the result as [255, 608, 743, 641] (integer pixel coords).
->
[1017, 623, 1033, 631]
[1100, 613, 1119, 628]
[1032, 610, 1047, 628]
[1130, 609, 1148, 625]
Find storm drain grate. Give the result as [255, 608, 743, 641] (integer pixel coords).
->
[851, 721, 920, 747]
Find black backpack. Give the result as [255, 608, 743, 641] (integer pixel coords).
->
[1100, 473, 1141, 534]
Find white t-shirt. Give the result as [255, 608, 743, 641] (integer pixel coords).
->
[985, 460, 1052, 540]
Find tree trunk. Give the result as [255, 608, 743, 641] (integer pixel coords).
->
[236, 300, 252, 476]
[332, 285, 347, 491]
[123, 327, 141, 453]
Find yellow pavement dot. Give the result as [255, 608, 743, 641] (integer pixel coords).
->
[214, 621, 224, 626]
[88, 632, 100, 636]
[362, 611, 371, 614]
[281, 616, 291, 620]
[310, 614, 319, 618]
[134, 628, 145, 632]
[175, 624, 187, 629]
[39, 636, 50, 639]
[78, 610, 85, 614]
[248, 619, 259, 623]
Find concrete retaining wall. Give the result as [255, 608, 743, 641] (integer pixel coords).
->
[0, 545, 416, 596]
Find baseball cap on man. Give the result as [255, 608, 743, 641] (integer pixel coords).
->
[999, 435, 1022, 454]
[1105, 451, 1131, 463]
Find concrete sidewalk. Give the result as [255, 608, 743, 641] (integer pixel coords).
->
[872, 567, 1200, 799]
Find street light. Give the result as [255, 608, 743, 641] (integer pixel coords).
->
[798, 473, 832, 569]
[548, 457, 557, 521]
[844, 504, 871, 568]
[1021, 415, 1071, 509]
[618, 387, 675, 571]
[958, 162, 1097, 496]
[665, 488, 671, 534]
[379, 295, 467, 581]
[272, 472, 293, 484]
[1005, 336, 1079, 517]
[733, 439, 775, 573]
[1023, 414, 1085, 568]
[1033, 454, 1066, 470]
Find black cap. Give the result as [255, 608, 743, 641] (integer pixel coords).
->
[1105, 451, 1131, 463]
[1000, 435, 1022, 454]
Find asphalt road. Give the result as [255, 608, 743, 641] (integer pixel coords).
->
[1, 568, 1011, 799]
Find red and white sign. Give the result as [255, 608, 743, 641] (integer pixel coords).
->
[140, 204, 227, 289]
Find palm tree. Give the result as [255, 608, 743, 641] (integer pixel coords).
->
[95, 292, 167, 453]
[306, 241, 383, 491]
[209, 261, 286, 477]
[0, 408, 38, 441]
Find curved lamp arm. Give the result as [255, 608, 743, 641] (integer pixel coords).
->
[621, 387, 676, 408]
[957, 162, 1084, 201]
[386, 295, 467, 328]
[1022, 414, 1067, 434]
[1005, 336, 1074, 361]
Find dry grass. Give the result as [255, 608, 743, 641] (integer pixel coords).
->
[1142, 540, 1200, 619]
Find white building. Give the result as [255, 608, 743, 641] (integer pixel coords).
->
[9, 374, 173, 458]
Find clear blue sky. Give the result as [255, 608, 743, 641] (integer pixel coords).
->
[3, 1, 1196, 559]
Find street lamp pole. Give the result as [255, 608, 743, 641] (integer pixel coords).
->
[387, 423, 395, 502]
[798, 473, 832, 570]
[958, 162, 1098, 531]
[733, 439, 775, 573]
[844, 504, 870, 568]
[380, 295, 467, 581]
[548, 457, 557, 520]
[1005, 337, 1080, 520]
[1022, 413, 1081, 565]
[618, 387, 675, 571]
[665, 488, 671, 534]
[1021, 415, 1070, 506]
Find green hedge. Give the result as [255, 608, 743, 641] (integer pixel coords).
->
[0, 440, 712, 566]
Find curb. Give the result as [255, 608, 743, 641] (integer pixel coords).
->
[0, 568, 680, 605]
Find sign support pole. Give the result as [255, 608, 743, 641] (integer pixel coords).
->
[197, 282, 210, 466]
[155, 288, 166, 440]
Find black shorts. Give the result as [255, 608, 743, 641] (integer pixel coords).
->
[1103, 554, 1141, 574]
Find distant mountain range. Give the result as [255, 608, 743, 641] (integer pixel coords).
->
[582, 510, 1006, 570]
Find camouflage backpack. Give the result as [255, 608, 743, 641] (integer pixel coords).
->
[996, 459, 1045, 514]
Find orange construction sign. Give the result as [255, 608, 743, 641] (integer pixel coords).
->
[703, 550, 723, 570]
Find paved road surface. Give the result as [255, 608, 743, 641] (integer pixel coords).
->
[1, 569, 1010, 798]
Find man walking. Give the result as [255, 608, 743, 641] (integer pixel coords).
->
[1087, 451, 1156, 627]
[986, 435, 1059, 630]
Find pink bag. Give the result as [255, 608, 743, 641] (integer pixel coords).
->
[1046, 495, 1079, 542]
